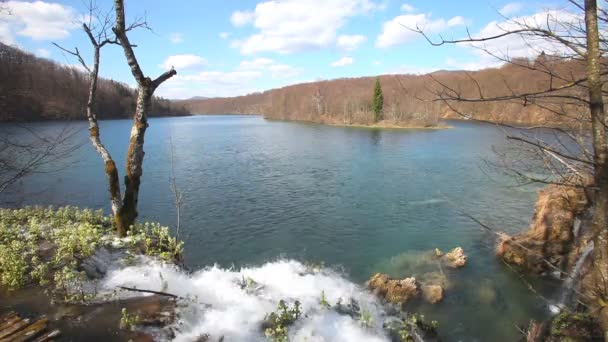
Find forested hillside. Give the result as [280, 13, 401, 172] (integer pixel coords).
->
[180, 55, 585, 127]
[0, 43, 189, 121]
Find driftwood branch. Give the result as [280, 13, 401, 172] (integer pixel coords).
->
[118, 286, 180, 299]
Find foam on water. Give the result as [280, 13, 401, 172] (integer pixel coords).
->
[408, 199, 447, 206]
[99, 258, 392, 342]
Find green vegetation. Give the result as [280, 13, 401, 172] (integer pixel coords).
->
[264, 300, 302, 342]
[128, 221, 184, 262]
[0, 206, 183, 302]
[386, 313, 439, 342]
[319, 290, 331, 309]
[359, 307, 374, 329]
[371, 78, 384, 123]
[549, 311, 602, 340]
[120, 308, 140, 331]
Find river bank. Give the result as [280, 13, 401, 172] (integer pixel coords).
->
[0, 206, 445, 341]
[2, 176, 603, 342]
[0, 116, 555, 341]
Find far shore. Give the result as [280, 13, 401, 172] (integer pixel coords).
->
[326, 121, 452, 130]
[261, 116, 453, 130]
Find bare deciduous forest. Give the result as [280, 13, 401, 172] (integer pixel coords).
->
[180, 55, 587, 127]
[0, 42, 189, 122]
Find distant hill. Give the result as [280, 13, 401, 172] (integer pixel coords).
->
[0, 43, 190, 122]
[178, 57, 585, 127]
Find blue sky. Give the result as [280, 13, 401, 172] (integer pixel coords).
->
[0, 0, 571, 99]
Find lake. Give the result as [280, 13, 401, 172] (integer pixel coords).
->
[0, 115, 558, 341]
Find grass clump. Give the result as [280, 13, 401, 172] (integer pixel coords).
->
[264, 300, 302, 342]
[120, 308, 140, 331]
[128, 222, 184, 262]
[385, 313, 439, 342]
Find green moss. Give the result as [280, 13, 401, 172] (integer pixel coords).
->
[550, 311, 602, 340]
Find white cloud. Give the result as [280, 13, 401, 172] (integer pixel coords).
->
[376, 13, 465, 48]
[160, 54, 208, 70]
[372, 60, 382, 66]
[158, 71, 260, 99]
[0, 1, 79, 42]
[331, 56, 354, 67]
[447, 16, 465, 27]
[62, 62, 88, 73]
[337, 34, 367, 51]
[238, 57, 301, 78]
[157, 58, 301, 99]
[169, 33, 184, 44]
[219, 32, 231, 39]
[499, 2, 522, 16]
[0, 21, 14, 44]
[231, 0, 381, 54]
[445, 57, 503, 70]
[401, 3, 415, 12]
[35, 48, 50, 58]
[231, 10, 254, 26]
[392, 64, 439, 75]
[468, 10, 582, 59]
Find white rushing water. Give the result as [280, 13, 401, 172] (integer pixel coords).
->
[549, 241, 595, 315]
[99, 258, 393, 342]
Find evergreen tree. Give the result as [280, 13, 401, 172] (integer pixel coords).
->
[372, 78, 384, 122]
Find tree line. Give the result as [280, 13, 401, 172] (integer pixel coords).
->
[0, 42, 189, 122]
[180, 56, 588, 128]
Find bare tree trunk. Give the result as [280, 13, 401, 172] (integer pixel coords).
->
[113, 0, 176, 236]
[584, 0, 608, 310]
[86, 45, 122, 221]
[116, 87, 151, 235]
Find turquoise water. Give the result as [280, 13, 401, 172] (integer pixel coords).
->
[1, 115, 558, 341]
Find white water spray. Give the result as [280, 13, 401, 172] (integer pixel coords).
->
[549, 241, 594, 314]
[99, 258, 394, 342]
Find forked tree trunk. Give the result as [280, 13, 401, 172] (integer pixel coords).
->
[584, 0, 608, 309]
[112, 0, 176, 236]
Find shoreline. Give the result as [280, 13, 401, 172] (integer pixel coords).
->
[326, 121, 452, 130]
[262, 116, 453, 130]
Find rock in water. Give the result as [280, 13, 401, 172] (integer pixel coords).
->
[421, 285, 443, 304]
[367, 273, 419, 305]
[443, 247, 467, 268]
[496, 184, 587, 274]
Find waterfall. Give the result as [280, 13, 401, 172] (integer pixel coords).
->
[550, 241, 594, 314]
[572, 218, 582, 238]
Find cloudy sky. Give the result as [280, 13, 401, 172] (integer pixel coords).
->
[0, 0, 575, 99]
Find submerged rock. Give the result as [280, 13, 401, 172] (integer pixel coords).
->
[334, 297, 361, 319]
[476, 279, 497, 305]
[80, 247, 125, 279]
[421, 285, 443, 304]
[419, 271, 451, 291]
[367, 273, 419, 305]
[442, 247, 467, 268]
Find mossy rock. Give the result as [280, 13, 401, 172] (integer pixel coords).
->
[547, 312, 603, 341]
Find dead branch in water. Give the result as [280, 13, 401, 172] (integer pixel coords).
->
[118, 286, 180, 299]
